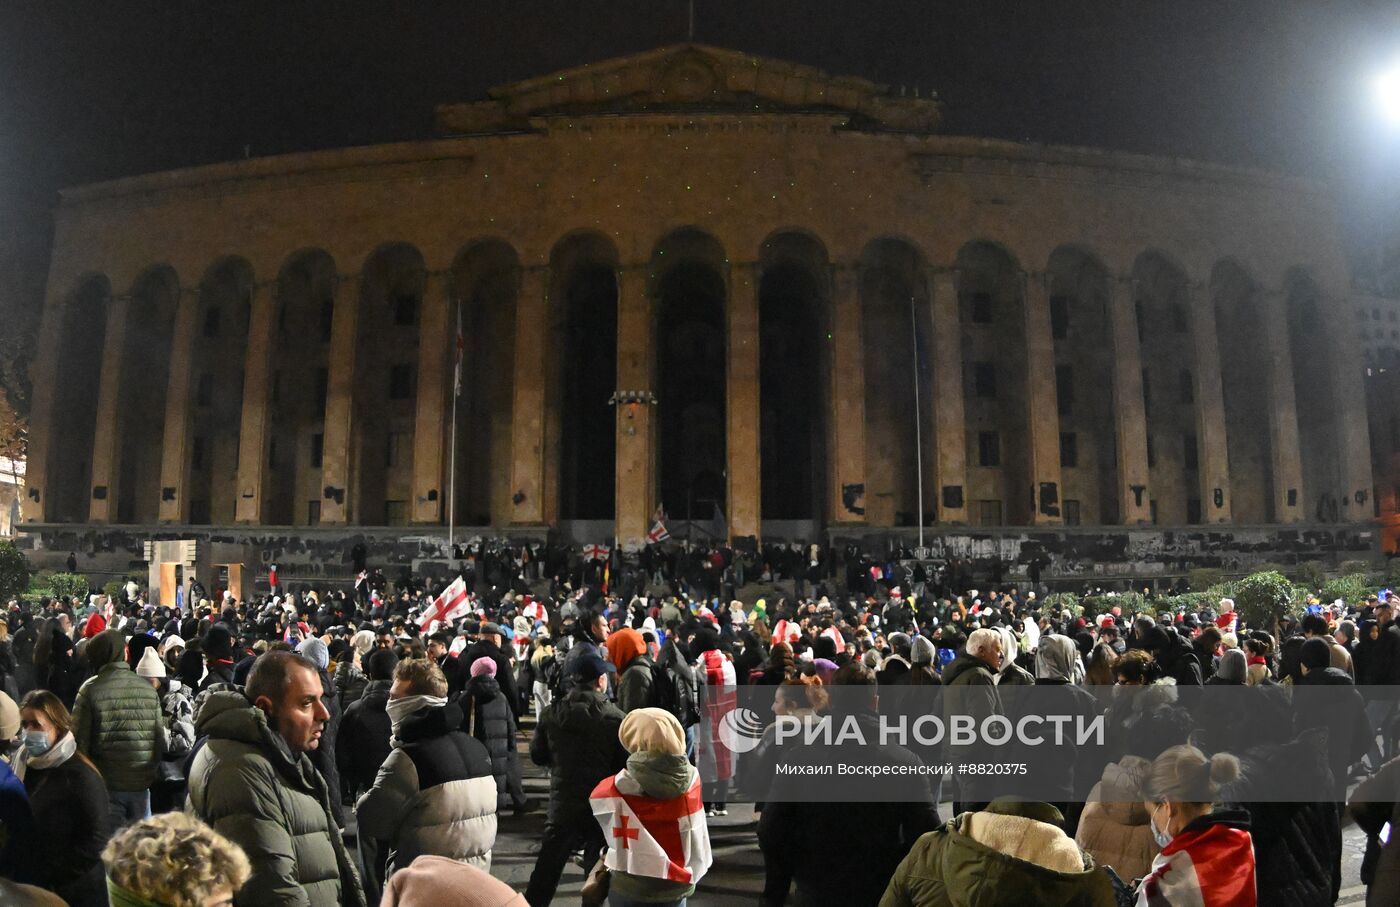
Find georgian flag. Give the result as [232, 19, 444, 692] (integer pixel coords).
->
[771, 618, 801, 644]
[419, 576, 470, 632]
[521, 598, 546, 622]
[647, 520, 671, 544]
[820, 625, 846, 651]
[590, 771, 712, 885]
[583, 543, 611, 562]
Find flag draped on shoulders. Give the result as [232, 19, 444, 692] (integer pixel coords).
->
[590, 770, 711, 884]
[696, 649, 736, 784]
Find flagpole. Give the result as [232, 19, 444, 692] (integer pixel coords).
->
[449, 301, 461, 556]
[910, 293, 925, 551]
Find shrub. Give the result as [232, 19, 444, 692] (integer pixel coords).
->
[1290, 560, 1327, 593]
[1321, 573, 1373, 607]
[1042, 592, 1081, 617]
[1186, 567, 1223, 591]
[0, 541, 28, 603]
[1234, 570, 1300, 634]
[47, 572, 90, 604]
[1339, 559, 1374, 577]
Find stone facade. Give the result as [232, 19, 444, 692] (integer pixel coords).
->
[20, 43, 1377, 564]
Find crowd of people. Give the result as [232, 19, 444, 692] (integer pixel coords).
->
[0, 562, 1398, 906]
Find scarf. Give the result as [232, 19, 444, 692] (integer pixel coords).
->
[15, 731, 77, 783]
[386, 695, 447, 745]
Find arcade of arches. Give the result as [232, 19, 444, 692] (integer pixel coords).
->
[33, 230, 1370, 548]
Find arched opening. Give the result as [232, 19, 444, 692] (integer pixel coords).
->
[1048, 247, 1117, 525]
[654, 229, 727, 530]
[453, 240, 521, 527]
[1136, 251, 1199, 525]
[47, 275, 108, 523]
[759, 232, 829, 528]
[1213, 258, 1274, 522]
[957, 241, 1029, 526]
[187, 258, 253, 525]
[115, 267, 177, 524]
[1286, 268, 1341, 519]
[550, 234, 618, 523]
[354, 244, 425, 526]
[267, 250, 337, 526]
[861, 238, 934, 528]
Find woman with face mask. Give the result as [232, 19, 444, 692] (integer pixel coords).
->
[16, 690, 111, 907]
[1137, 744, 1255, 906]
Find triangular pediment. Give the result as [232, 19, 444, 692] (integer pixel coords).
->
[436, 43, 940, 134]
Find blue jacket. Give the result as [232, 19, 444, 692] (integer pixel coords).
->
[0, 757, 36, 882]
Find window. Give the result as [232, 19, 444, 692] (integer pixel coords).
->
[319, 297, 334, 342]
[191, 436, 206, 471]
[315, 368, 329, 414]
[978, 499, 1002, 526]
[386, 431, 411, 468]
[978, 431, 1001, 467]
[1171, 303, 1189, 333]
[1150, 499, 1159, 524]
[1187, 498, 1202, 524]
[310, 433, 324, 469]
[1060, 432, 1079, 468]
[202, 306, 221, 338]
[973, 362, 997, 398]
[389, 363, 415, 400]
[1179, 368, 1194, 405]
[1146, 434, 1156, 468]
[190, 499, 211, 524]
[307, 500, 321, 526]
[196, 373, 214, 407]
[1183, 432, 1199, 472]
[1050, 295, 1070, 339]
[1056, 365, 1074, 415]
[393, 293, 417, 326]
[1064, 499, 1081, 526]
[385, 500, 409, 526]
[1135, 299, 1147, 343]
[971, 292, 993, 324]
[1141, 368, 1152, 416]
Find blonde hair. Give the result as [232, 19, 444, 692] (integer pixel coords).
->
[1143, 744, 1240, 805]
[393, 657, 448, 697]
[102, 812, 250, 907]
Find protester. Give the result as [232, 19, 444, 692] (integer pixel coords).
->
[187, 651, 366, 907]
[589, 707, 711, 906]
[380, 855, 527, 907]
[1076, 756, 1158, 884]
[71, 628, 163, 829]
[1351, 752, 1400, 906]
[356, 658, 497, 889]
[463, 655, 527, 815]
[16, 689, 111, 907]
[102, 812, 250, 907]
[524, 652, 627, 907]
[607, 626, 658, 712]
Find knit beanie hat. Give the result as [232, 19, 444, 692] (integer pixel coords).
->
[812, 658, 839, 684]
[366, 648, 400, 681]
[470, 656, 497, 678]
[298, 637, 329, 671]
[911, 635, 936, 666]
[1300, 637, 1332, 671]
[203, 625, 234, 662]
[136, 646, 167, 679]
[380, 854, 526, 907]
[618, 707, 686, 755]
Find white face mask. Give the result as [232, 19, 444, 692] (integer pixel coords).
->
[1150, 802, 1173, 849]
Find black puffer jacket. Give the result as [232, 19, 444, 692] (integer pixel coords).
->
[306, 667, 345, 825]
[1225, 729, 1340, 907]
[1293, 665, 1370, 800]
[463, 674, 520, 812]
[24, 750, 110, 907]
[461, 640, 520, 717]
[529, 687, 627, 816]
[338, 678, 393, 798]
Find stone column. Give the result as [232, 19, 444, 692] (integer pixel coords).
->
[1187, 280, 1232, 523]
[319, 274, 361, 525]
[1023, 271, 1064, 524]
[727, 262, 761, 542]
[1108, 276, 1152, 524]
[509, 265, 550, 526]
[1260, 288, 1305, 522]
[87, 293, 133, 523]
[828, 263, 867, 525]
[21, 287, 68, 522]
[233, 281, 278, 524]
[927, 267, 967, 524]
[157, 287, 201, 523]
[411, 270, 453, 524]
[1333, 292, 1375, 520]
[615, 265, 655, 548]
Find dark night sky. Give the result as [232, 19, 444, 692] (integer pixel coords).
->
[3, 1, 1400, 295]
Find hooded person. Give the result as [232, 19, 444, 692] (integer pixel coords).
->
[606, 627, 656, 713]
[589, 708, 711, 905]
[1294, 636, 1370, 805]
[1075, 755, 1159, 884]
[1030, 634, 1102, 827]
[995, 625, 1035, 686]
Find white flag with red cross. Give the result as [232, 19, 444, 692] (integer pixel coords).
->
[583, 543, 611, 562]
[418, 576, 470, 632]
[590, 771, 711, 885]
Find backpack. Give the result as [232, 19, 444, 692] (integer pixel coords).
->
[653, 660, 701, 728]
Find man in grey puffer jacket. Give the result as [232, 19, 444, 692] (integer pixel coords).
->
[71, 628, 163, 828]
[356, 658, 497, 898]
